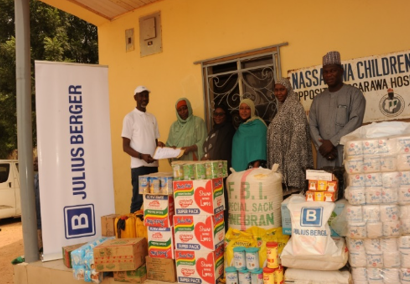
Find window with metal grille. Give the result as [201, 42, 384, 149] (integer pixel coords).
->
[196, 43, 287, 130]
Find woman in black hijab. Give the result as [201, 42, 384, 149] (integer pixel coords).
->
[202, 104, 235, 232]
[202, 104, 235, 167]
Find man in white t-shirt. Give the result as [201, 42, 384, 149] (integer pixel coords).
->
[122, 86, 164, 212]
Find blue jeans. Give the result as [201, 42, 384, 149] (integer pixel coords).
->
[131, 166, 158, 213]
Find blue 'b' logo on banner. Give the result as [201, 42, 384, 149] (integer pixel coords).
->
[300, 207, 323, 227]
[64, 204, 96, 239]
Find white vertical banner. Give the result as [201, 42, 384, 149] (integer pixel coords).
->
[35, 61, 115, 261]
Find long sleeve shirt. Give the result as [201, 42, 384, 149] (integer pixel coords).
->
[309, 84, 366, 169]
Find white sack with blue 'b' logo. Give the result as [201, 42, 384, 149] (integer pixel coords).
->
[283, 195, 337, 256]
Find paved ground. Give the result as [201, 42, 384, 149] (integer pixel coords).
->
[0, 218, 24, 284]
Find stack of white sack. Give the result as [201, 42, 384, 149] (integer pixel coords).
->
[284, 268, 351, 284]
[281, 195, 348, 272]
[344, 204, 402, 239]
[345, 171, 410, 205]
[347, 236, 410, 268]
[227, 165, 283, 230]
[351, 267, 409, 284]
[340, 121, 410, 283]
[344, 136, 410, 174]
[341, 122, 410, 207]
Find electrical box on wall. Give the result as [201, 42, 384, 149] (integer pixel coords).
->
[139, 11, 162, 57]
[125, 28, 135, 52]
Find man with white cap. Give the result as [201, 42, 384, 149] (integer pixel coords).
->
[122, 86, 164, 212]
[309, 51, 366, 168]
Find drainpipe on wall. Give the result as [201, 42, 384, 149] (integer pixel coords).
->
[15, 0, 39, 262]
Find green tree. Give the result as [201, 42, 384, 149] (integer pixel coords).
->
[0, 0, 98, 158]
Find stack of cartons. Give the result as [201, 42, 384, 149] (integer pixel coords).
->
[172, 160, 227, 284]
[92, 237, 148, 283]
[305, 169, 339, 202]
[142, 172, 177, 282]
[71, 237, 113, 283]
[62, 242, 86, 268]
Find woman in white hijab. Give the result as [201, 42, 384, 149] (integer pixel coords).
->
[231, 98, 267, 171]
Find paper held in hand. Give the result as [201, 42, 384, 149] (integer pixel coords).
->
[153, 147, 185, 160]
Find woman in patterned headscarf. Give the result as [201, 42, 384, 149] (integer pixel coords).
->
[231, 99, 267, 171]
[166, 98, 207, 161]
[267, 78, 313, 196]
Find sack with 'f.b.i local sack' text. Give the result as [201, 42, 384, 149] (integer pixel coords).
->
[226, 165, 282, 231]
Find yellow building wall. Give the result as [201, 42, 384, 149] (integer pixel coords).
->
[40, 0, 410, 214]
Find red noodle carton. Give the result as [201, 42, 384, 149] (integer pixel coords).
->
[173, 178, 225, 215]
[147, 227, 175, 259]
[308, 180, 338, 192]
[175, 244, 224, 284]
[307, 169, 338, 194]
[174, 212, 225, 251]
[306, 189, 338, 202]
[144, 194, 174, 227]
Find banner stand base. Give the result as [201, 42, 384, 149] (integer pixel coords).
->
[41, 252, 62, 262]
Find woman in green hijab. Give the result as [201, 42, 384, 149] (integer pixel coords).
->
[231, 98, 267, 171]
[166, 98, 207, 161]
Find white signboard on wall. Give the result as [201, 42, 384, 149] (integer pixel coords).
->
[288, 50, 410, 123]
[35, 61, 115, 261]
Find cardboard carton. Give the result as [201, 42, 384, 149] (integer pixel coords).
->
[147, 226, 175, 259]
[113, 264, 147, 283]
[71, 237, 113, 268]
[306, 190, 338, 202]
[173, 178, 225, 215]
[62, 242, 86, 268]
[146, 256, 177, 282]
[175, 245, 224, 284]
[93, 238, 148, 272]
[101, 214, 120, 237]
[306, 169, 335, 181]
[174, 212, 224, 250]
[308, 179, 338, 192]
[139, 172, 174, 195]
[144, 194, 174, 227]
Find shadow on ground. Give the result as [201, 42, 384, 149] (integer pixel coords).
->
[0, 217, 24, 284]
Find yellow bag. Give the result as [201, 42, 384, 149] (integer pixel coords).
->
[246, 226, 290, 267]
[115, 214, 137, 238]
[224, 228, 257, 268]
[134, 210, 148, 240]
[264, 227, 289, 255]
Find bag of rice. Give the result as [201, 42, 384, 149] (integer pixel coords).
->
[227, 165, 283, 230]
